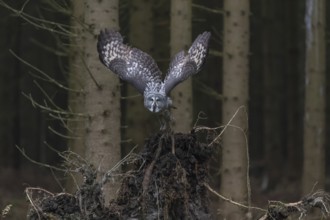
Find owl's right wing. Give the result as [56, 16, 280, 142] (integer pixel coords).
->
[164, 32, 211, 95]
[97, 29, 162, 94]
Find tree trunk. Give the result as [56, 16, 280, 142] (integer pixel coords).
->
[261, 0, 286, 190]
[66, 0, 86, 192]
[284, 0, 303, 181]
[125, 0, 154, 150]
[83, 0, 121, 203]
[302, 0, 326, 194]
[170, 0, 192, 133]
[220, 0, 249, 219]
[0, 5, 22, 168]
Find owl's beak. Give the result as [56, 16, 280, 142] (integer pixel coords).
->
[152, 103, 157, 112]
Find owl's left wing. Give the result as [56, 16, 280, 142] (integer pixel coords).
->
[97, 29, 162, 94]
[164, 32, 211, 95]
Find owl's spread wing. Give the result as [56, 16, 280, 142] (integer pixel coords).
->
[97, 29, 162, 94]
[164, 32, 211, 95]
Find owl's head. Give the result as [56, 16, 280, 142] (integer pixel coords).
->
[144, 93, 169, 113]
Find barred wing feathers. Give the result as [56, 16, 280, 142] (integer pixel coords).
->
[164, 32, 211, 95]
[97, 29, 162, 94]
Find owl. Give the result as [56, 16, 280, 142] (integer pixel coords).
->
[97, 29, 211, 113]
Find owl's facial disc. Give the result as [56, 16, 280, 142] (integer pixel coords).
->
[144, 94, 167, 113]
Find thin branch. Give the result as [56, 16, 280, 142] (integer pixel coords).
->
[257, 190, 330, 220]
[194, 125, 224, 133]
[204, 183, 266, 213]
[209, 49, 222, 57]
[25, 187, 46, 220]
[48, 113, 85, 137]
[44, 141, 88, 168]
[49, 113, 74, 133]
[19, 0, 30, 12]
[15, 145, 67, 172]
[121, 93, 142, 99]
[10, 50, 81, 92]
[208, 105, 246, 147]
[197, 106, 252, 213]
[102, 145, 141, 185]
[49, 113, 86, 121]
[80, 56, 101, 89]
[34, 80, 65, 112]
[0, 0, 73, 36]
[23, 92, 86, 117]
[40, 0, 71, 15]
[193, 111, 208, 128]
[192, 3, 223, 14]
[50, 168, 65, 192]
[195, 81, 223, 101]
[48, 126, 81, 140]
[30, 38, 68, 57]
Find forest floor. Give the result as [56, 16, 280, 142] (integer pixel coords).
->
[0, 166, 60, 219]
[1, 132, 329, 219]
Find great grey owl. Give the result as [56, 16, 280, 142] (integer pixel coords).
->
[97, 29, 211, 113]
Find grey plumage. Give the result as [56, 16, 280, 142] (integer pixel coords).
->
[97, 29, 211, 113]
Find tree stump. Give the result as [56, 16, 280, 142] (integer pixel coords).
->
[27, 131, 214, 219]
[112, 132, 212, 219]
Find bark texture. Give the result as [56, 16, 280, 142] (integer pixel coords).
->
[302, 0, 326, 194]
[220, 0, 250, 219]
[82, 0, 121, 202]
[66, 0, 86, 192]
[170, 0, 192, 133]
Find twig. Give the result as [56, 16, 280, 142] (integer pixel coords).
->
[48, 126, 81, 140]
[48, 113, 73, 133]
[49, 113, 86, 121]
[121, 93, 142, 99]
[25, 188, 42, 220]
[25, 187, 54, 220]
[195, 81, 223, 100]
[194, 125, 224, 132]
[209, 49, 222, 57]
[199, 106, 252, 216]
[0, 0, 73, 36]
[15, 145, 68, 172]
[204, 183, 266, 213]
[34, 80, 65, 112]
[80, 56, 101, 89]
[257, 190, 330, 220]
[192, 3, 223, 14]
[208, 105, 246, 147]
[142, 139, 163, 193]
[9, 50, 81, 92]
[23, 92, 86, 117]
[101, 145, 140, 185]
[30, 38, 68, 57]
[41, 0, 71, 15]
[193, 111, 208, 128]
[50, 168, 65, 192]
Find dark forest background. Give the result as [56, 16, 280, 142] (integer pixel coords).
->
[0, 0, 329, 219]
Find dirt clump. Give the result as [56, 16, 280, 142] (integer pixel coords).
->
[27, 131, 214, 219]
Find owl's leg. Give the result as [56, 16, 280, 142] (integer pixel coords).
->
[159, 109, 173, 132]
[159, 110, 176, 153]
[170, 134, 175, 154]
[159, 116, 166, 131]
